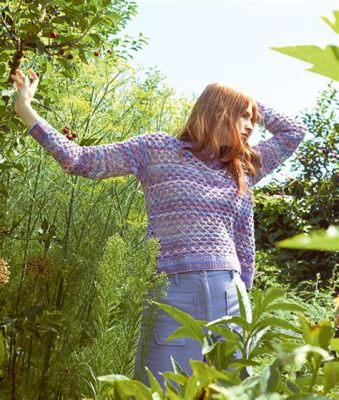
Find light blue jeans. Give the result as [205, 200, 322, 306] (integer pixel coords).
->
[133, 269, 252, 390]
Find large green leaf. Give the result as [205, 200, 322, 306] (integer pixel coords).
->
[276, 225, 339, 251]
[260, 287, 286, 311]
[270, 45, 339, 82]
[115, 380, 154, 399]
[152, 301, 205, 343]
[264, 302, 307, 314]
[253, 317, 302, 335]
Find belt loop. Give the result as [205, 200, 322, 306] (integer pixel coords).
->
[231, 270, 235, 279]
[174, 273, 179, 285]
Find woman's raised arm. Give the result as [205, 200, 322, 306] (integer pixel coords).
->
[12, 69, 155, 182]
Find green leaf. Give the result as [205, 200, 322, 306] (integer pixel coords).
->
[236, 283, 247, 321]
[279, 344, 332, 365]
[169, 355, 189, 377]
[144, 367, 164, 399]
[323, 360, 339, 393]
[270, 45, 339, 82]
[206, 315, 250, 331]
[205, 325, 239, 343]
[248, 325, 272, 353]
[152, 301, 205, 344]
[253, 317, 302, 335]
[260, 287, 286, 311]
[296, 314, 333, 349]
[115, 380, 153, 399]
[183, 360, 236, 399]
[160, 371, 187, 386]
[0, 182, 8, 197]
[97, 374, 130, 382]
[164, 325, 197, 344]
[265, 302, 307, 313]
[202, 331, 217, 355]
[296, 313, 312, 344]
[321, 10, 339, 34]
[276, 225, 339, 251]
[286, 395, 331, 399]
[260, 359, 282, 393]
[330, 337, 339, 351]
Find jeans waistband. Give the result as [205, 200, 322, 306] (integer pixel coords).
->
[171, 269, 240, 285]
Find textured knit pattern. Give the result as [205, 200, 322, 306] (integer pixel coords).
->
[28, 101, 308, 289]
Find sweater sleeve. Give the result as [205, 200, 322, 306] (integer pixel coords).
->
[28, 117, 155, 182]
[251, 101, 308, 186]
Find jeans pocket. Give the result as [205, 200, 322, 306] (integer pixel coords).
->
[153, 291, 197, 346]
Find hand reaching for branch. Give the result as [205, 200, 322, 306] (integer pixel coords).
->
[11, 68, 40, 115]
[10, 68, 42, 129]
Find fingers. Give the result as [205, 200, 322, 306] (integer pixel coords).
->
[11, 68, 39, 90]
[29, 68, 39, 89]
[28, 68, 39, 81]
[16, 69, 29, 85]
[11, 73, 22, 91]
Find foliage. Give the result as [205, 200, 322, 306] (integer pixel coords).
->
[97, 286, 339, 399]
[277, 225, 339, 252]
[0, 0, 148, 248]
[0, 46, 192, 400]
[75, 233, 169, 399]
[253, 82, 338, 288]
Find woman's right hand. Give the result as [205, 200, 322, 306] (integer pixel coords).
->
[11, 68, 40, 115]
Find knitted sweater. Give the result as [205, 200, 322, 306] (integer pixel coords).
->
[28, 102, 308, 289]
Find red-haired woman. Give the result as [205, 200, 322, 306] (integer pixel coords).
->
[12, 69, 308, 390]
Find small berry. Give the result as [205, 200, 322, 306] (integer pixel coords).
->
[67, 54, 73, 60]
[106, 49, 112, 54]
[59, 48, 65, 55]
[94, 50, 100, 57]
[63, 127, 69, 134]
[66, 134, 73, 140]
[50, 32, 57, 39]
[72, 132, 77, 138]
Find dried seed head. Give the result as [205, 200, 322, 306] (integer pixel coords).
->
[26, 256, 52, 280]
[0, 258, 10, 287]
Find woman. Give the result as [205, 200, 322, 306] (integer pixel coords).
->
[12, 68, 308, 389]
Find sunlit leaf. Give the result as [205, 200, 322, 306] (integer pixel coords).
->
[276, 225, 339, 251]
[270, 45, 339, 82]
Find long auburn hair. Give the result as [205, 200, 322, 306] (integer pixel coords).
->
[175, 83, 263, 196]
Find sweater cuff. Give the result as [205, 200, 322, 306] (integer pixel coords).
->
[28, 118, 52, 139]
[255, 100, 266, 126]
[241, 271, 254, 291]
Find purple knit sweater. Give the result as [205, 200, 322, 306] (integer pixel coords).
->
[28, 102, 307, 289]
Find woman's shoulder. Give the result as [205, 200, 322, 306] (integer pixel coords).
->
[141, 131, 180, 150]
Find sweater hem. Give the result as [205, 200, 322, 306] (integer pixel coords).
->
[156, 253, 242, 275]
